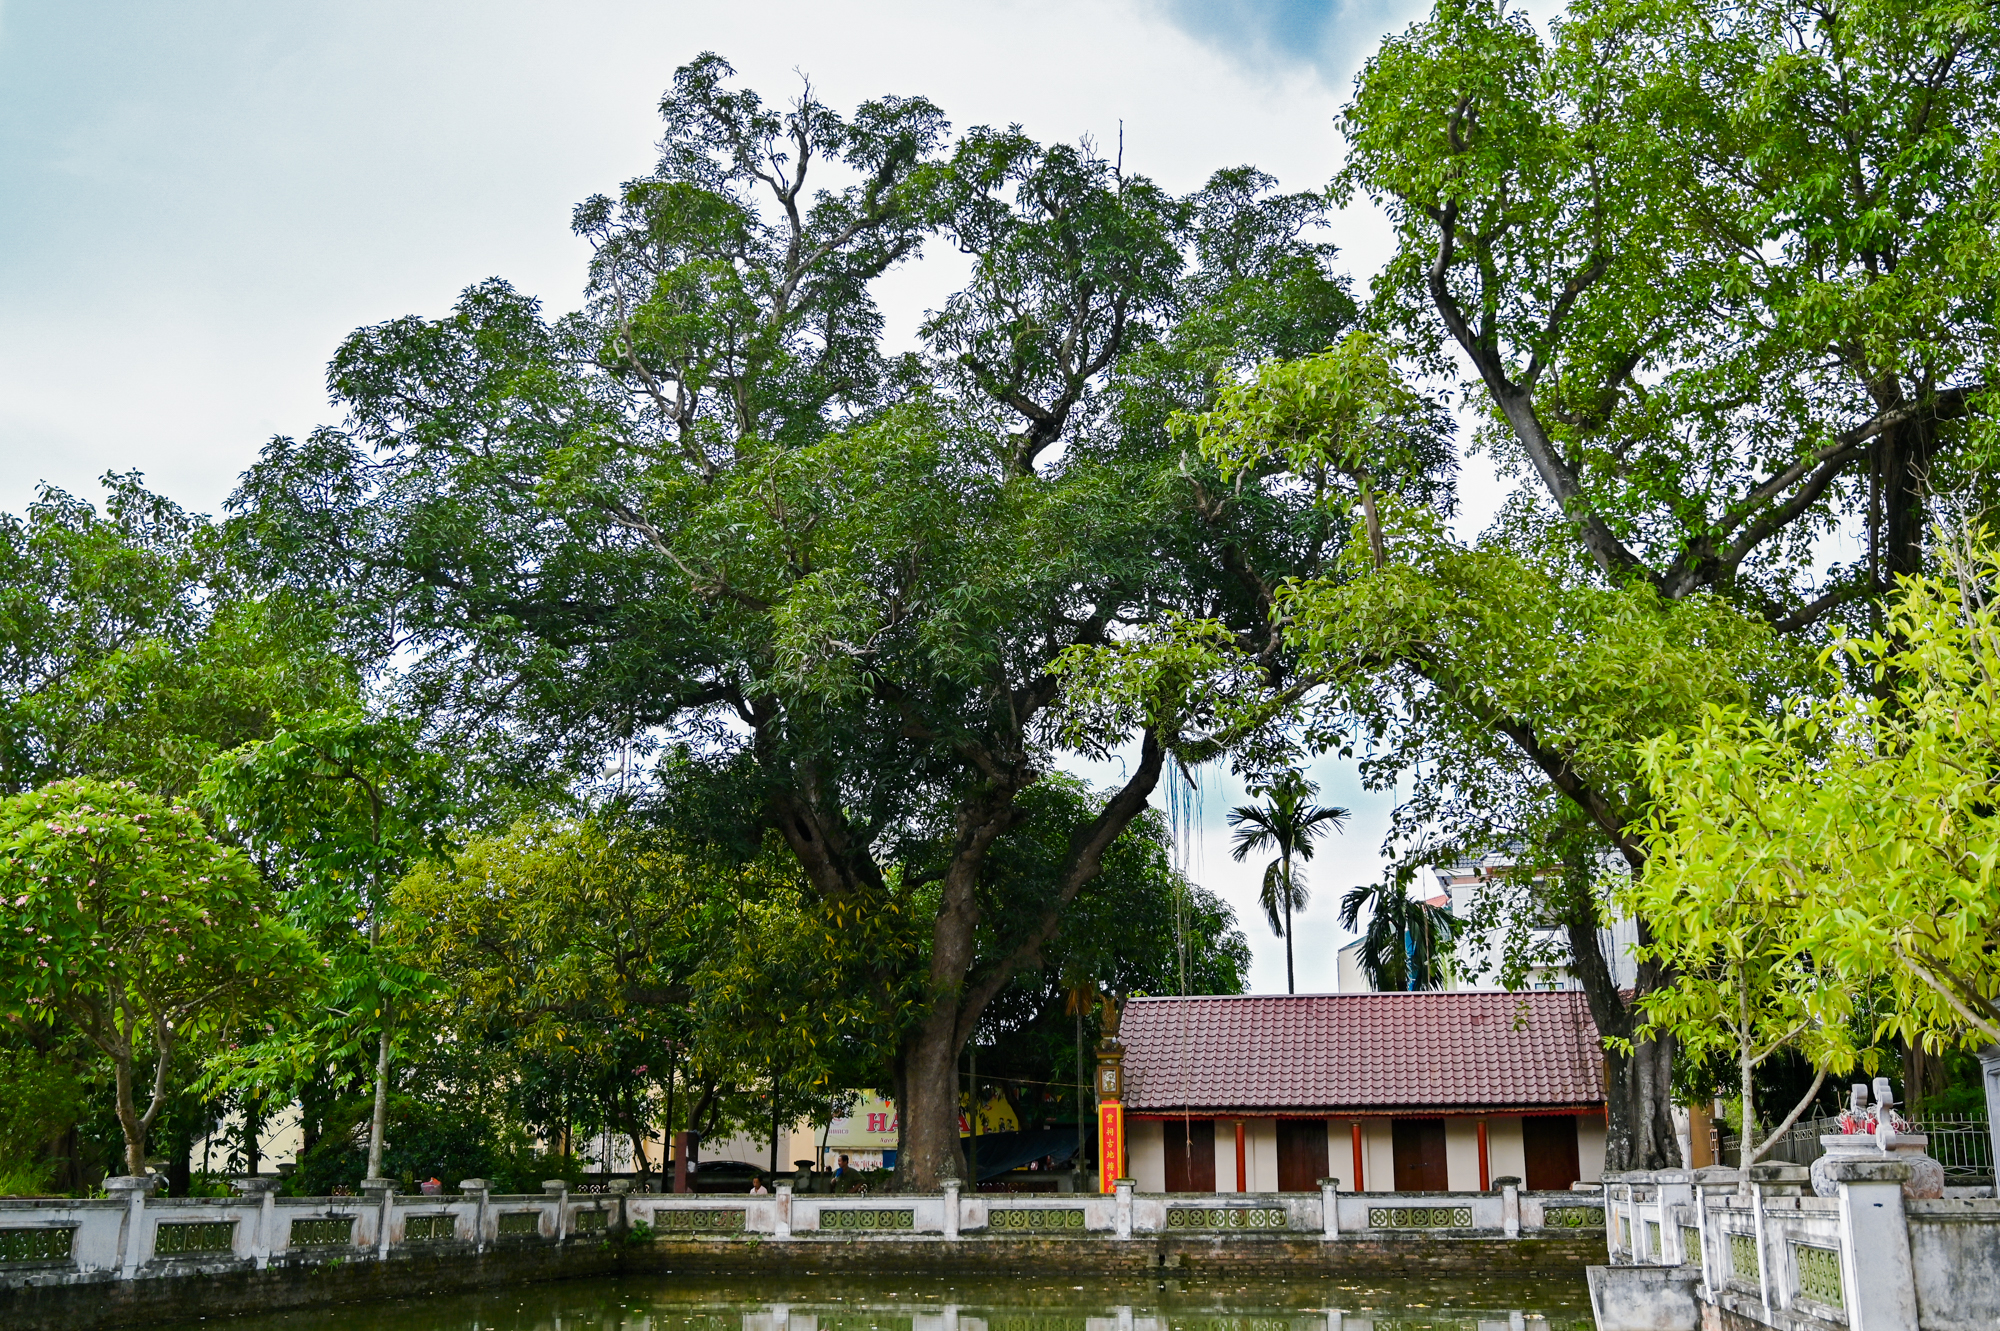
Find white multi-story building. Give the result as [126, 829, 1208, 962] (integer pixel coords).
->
[1335, 851, 1640, 994]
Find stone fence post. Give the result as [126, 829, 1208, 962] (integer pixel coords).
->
[941, 1180, 960, 1241]
[542, 1179, 568, 1243]
[1318, 1177, 1339, 1239]
[1653, 1169, 1692, 1264]
[232, 1177, 281, 1267]
[363, 1176, 396, 1259]
[1501, 1182, 1520, 1239]
[1747, 1162, 1808, 1315]
[774, 1181, 792, 1241]
[609, 1179, 632, 1238]
[1831, 1158, 1918, 1331]
[459, 1179, 490, 1252]
[105, 1174, 156, 1278]
[1691, 1166, 1741, 1300]
[1113, 1178, 1133, 1240]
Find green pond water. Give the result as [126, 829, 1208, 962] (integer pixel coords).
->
[162, 1273, 1597, 1331]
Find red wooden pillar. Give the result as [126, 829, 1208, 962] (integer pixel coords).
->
[1350, 1121, 1365, 1192]
[1476, 1118, 1490, 1191]
[1234, 1120, 1247, 1192]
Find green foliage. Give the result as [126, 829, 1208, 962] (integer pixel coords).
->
[200, 708, 454, 1184]
[1338, 0, 1997, 598]
[1337, 877, 1460, 993]
[1304, 0, 1998, 1170]
[0, 475, 349, 798]
[289, 1093, 541, 1196]
[0, 778, 315, 1174]
[222, 50, 1417, 1184]
[0, 1046, 85, 1185]
[1641, 532, 2000, 1061]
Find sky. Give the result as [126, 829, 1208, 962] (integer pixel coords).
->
[0, 0, 1471, 994]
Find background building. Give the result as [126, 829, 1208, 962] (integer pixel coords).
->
[1120, 992, 1608, 1193]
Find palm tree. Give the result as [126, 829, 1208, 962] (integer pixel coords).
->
[1337, 875, 1459, 991]
[1227, 772, 1349, 994]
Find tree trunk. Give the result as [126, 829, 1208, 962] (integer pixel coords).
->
[899, 998, 969, 1187]
[1567, 905, 1682, 1172]
[244, 1092, 263, 1176]
[112, 1046, 157, 1178]
[1879, 414, 1935, 585]
[365, 1021, 391, 1180]
[890, 735, 1164, 1191]
[1282, 856, 1296, 995]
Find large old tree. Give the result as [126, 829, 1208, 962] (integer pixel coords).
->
[229, 57, 1437, 1185]
[1307, 0, 1997, 1168]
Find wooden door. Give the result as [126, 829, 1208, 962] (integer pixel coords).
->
[1163, 1118, 1215, 1192]
[1523, 1114, 1581, 1191]
[1391, 1118, 1449, 1191]
[1276, 1119, 1329, 1192]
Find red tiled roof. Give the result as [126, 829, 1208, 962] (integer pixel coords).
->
[1120, 992, 1606, 1115]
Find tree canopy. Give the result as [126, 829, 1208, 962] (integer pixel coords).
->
[224, 52, 1408, 1187]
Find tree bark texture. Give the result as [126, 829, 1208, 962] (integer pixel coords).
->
[894, 732, 1166, 1189]
[1567, 906, 1682, 1172]
[366, 1021, 391, 1180]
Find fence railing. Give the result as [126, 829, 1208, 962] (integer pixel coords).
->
[1601, 1160, 2000, 1331]
[0, 1174, 1603, 1291]
[1718, 1113, 1992, 1184]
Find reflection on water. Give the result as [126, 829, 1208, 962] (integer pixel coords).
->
[163, 1274, 1595, 1331]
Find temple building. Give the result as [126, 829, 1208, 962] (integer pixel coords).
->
[1119, 992, 1608, 1193]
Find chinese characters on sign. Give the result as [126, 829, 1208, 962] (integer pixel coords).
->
[1097, 1100, 1124, 1191]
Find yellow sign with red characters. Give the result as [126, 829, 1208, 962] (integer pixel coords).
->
[1097, 1100, 1124, 1191]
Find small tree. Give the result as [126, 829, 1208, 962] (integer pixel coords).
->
[1337, 873, 1460, 993]
[0, 778, 314, 1176]
[1227, 772, 1349, 994]
[202, 709, 450, 1184]
[1623, 746, 1861, 1161]
[1640, 533, 2000, 1074]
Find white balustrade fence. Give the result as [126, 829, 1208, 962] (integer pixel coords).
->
[1597, 1159, 2000, 1331]
[0, 1173, 1604, 1292]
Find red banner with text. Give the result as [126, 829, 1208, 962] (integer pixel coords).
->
[1097, 1101, 1124, 1191]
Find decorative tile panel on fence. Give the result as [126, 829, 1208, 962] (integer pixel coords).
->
[1727, 1231, 1759, 1285]
[0, 1226, 74, 1264]
[1680, 1224, 1700, 1266]
[1367, 1207, 1472, 1230]
[988, 1208, 1086, 1232]
[572, 1210, 608, 1234]
[1644, 1220, 1659, 1260]
[288, 1217, 356, 1247]
[497, 1211, 543, 1238]
[154, 1221, 235, 1256]
[1792, 1242, 1842, 1308]
[1539, 1206, 1603, 1228]
[402, 1214, 456, 1244]
[819, 1208, 915, 1231]
[1164, 1207, 1288, 1230]
[653, 1209, 746, 1232]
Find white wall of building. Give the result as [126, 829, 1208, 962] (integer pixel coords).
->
[1130, 1118, 1165, 1191]
[1486, 1116, 1527, 1183]
[1443, 1118, 1482, 1191]
[1579, 1116, 1607, 1183]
